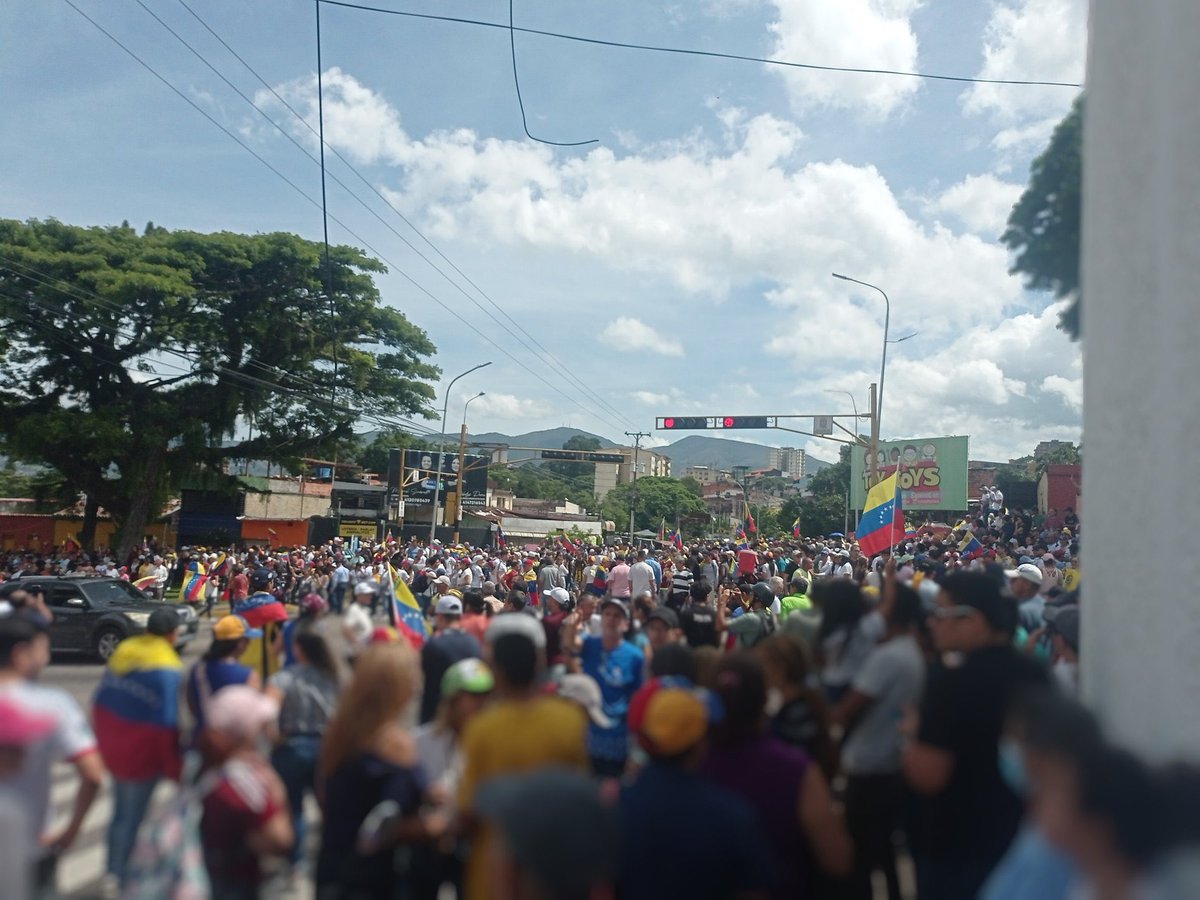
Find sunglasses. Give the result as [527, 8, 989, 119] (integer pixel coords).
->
[931, 605, 979, 621]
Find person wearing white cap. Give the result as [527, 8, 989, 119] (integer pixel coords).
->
[420, 595, 482, 724]
[343, 582, 376, 656]
[1005, 563, 1045, 634]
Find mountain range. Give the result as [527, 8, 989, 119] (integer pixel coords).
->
[465, 427, 831, 474]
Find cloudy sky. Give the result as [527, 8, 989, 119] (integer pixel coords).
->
[2, 0, 1086, 461]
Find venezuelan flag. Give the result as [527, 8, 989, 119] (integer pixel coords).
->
[210, 552, 231, 578]
[388, 563, 427, 648]
[179, 560, 207, 604]
[958, 532, 984, 560]
[857, 472, 906, 557]
[792, 518, 802, 538]
[92, 634, 183, 780]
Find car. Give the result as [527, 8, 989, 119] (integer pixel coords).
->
[0, 575, 200, 662]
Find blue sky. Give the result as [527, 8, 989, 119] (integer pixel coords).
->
[2, 0, 1087, 461]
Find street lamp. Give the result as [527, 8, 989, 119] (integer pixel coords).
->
[463, 391, 486, 425]
[832, 273, 891, 434]
[430, 362, 492, 541]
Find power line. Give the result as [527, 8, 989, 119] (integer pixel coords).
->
[168, 0, 636, 431]
[60, 0, 634, 437]
[508, 0, 596, 147]
[317, 0, 1083, 89]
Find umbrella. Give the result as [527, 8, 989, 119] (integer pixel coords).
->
[828, 532, 845, 538]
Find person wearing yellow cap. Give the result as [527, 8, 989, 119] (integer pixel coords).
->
[186, 615, 261, 736]
[618, 676, 775, 898]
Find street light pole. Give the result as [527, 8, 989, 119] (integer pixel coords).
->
[430, 363, 492, 543]
[832, 273, 891, 435]
[452, 392, 486, 544]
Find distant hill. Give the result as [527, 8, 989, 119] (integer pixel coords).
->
[467, 427, 617, 462]
[659, 435, 831, 474]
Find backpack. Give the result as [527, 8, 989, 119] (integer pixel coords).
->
[122, 758, 217, 900]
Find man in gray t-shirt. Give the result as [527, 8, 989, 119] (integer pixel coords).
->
[832, 583, 925, 900]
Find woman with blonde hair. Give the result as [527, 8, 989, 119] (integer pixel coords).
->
[315, 642, 446, 900]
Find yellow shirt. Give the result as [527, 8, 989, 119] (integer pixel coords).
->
[458, 695, 588, 900]
[1061, 567, 1082, 591]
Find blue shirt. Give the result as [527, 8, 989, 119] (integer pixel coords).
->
[980, 825, 1077, 900]
[581, 635, 643, 763]
[618, 762, 776, 899]
[186, 659, 254, 732]
[647, 557, 662, 587]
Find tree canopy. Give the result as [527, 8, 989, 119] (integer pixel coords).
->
[1003, 96, 1083, 337]
[781, 446, 851, 538]
[599, 476, 706, 533]
[0, 219, 438, 555]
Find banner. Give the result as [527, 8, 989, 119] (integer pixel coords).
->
[400, 450, 489, 509]
[338, 521, 377, 539]
[850, 436, 969, 511]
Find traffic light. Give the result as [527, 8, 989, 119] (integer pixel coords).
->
[659, 416, 708, 430]
[718, 416, 770, 429]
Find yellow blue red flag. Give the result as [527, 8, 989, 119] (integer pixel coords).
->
[857, 473, 906, 557]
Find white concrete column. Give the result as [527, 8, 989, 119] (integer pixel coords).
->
[1082, 0, 1200, 760]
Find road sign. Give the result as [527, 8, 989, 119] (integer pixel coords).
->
[813, 415, 834, 435]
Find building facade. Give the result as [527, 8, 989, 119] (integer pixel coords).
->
[594, 446, 673, 499]
[767, 447, 806, 479]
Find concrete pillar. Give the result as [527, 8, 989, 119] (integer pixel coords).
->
[1082, 0, 1200, 760]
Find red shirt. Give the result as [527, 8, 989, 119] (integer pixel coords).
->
[201, 755, 283, 887]
[462, 611, 489, 645]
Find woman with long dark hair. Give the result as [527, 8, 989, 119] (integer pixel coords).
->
[813, 578, 886, 704]
[186, 615, 259, 735]
[701, 651, 852, 898]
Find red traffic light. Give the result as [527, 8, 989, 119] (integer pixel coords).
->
[723, 417, 735, 428]
[664, 418, 675, 429]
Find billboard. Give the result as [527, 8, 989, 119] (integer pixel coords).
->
[850, 436, 969, 511]
[395, 449, 489, 509]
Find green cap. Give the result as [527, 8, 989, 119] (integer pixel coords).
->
[441, 658, 495, 698]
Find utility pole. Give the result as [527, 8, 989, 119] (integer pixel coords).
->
[625, 431, 649, 544]
[452, 421, 468, 545]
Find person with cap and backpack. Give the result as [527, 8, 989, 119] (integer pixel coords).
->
[92, 607, 184, 892]
[186, 615, 261, 736]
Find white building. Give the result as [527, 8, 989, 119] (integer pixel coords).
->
[767, 447, 806, 479]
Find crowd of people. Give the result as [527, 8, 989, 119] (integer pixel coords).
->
[1, 504, 1198, 899]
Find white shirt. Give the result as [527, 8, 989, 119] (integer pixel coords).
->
[629, 561, 656, 598]
[0, 680, 96, 853]
[343, 603, 374, 650]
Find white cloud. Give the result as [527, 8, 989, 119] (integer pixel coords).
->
[599, 317, 684, 357]
[257, 69, 1080, 460]
[767, 0, 922, 117]
[260, 72, 1021, 341]
[963, 0, 1087, 152]
[930, 173, 1023, 237]
[1041, 375, 1082, 412]
[468, 392, 543, 419]
[631, 390, 672, 406]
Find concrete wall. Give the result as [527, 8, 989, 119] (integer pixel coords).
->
[1082, 0, 1200, 760]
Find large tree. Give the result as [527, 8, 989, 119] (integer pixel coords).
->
[1003, 96, 1083, 337]
[0, 219, 438, 555]
[599, 476, 705, 534]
